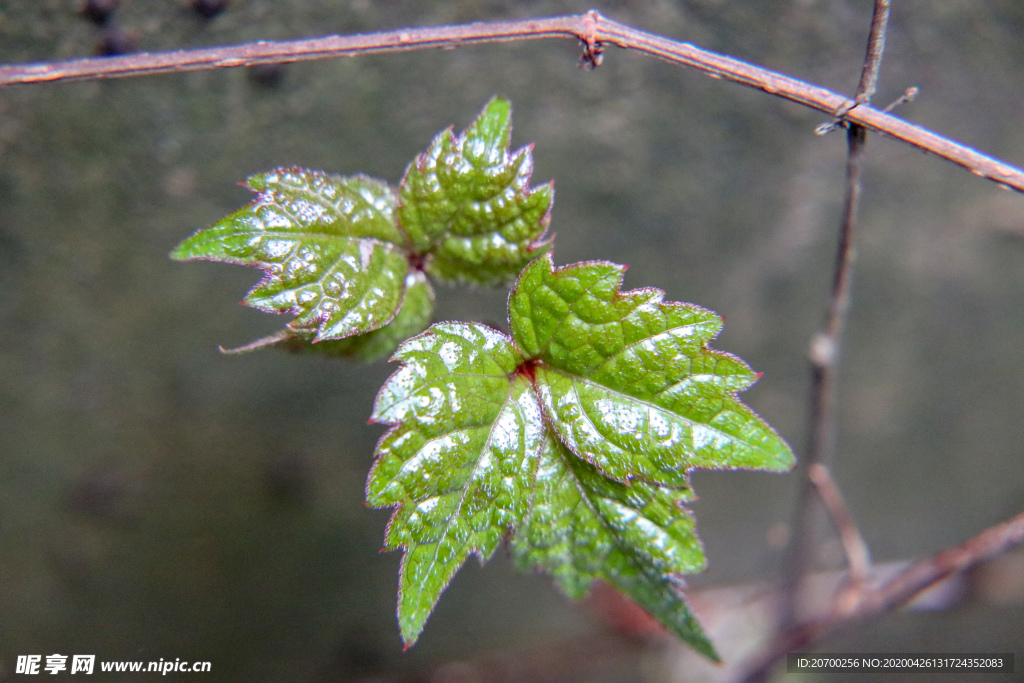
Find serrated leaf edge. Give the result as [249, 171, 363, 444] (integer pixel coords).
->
[365, 324, 539, 645]
[510, 254, 794, 479]
[396, 98, 554, 282]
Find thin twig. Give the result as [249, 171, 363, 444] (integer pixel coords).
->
[775, 0, 889, 659]
[738, 509, 1024, 681]
[777, 123, 869, 639]
[807, 464, 871, 588]
[854, 0, 891, 105]
[882, 86, 918, 113]
[1, 12, 1023, 192]
[822, 0, 891, 126]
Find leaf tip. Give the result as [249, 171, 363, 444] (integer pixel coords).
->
[399, 617, 422, 649]
[762, 438, 797, 472]
[168, 239, 196, 262]
[468, 95, 513, 149]
[482, 94, 512, 120]
[399, 618, 427, 650]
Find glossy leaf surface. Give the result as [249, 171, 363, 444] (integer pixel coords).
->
[510, 255, 794, 484]
[172, 168, 409, 341]
[172, 98, 794, 658]
[256, 271, 435, 362]
[397, 97, 553, 285]
[367, 323, 544, 645]
[512, 437, 718, 660]
[369, 259, 792, 653]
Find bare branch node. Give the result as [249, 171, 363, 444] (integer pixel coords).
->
[578, 40, 604, 69]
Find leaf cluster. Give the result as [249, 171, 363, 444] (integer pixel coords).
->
[173, 97, 551, 359]
[172, 99, 794, 659]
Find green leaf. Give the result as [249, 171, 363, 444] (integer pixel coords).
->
[172, 168, 410, 341]
[367, 322, 545, 646]
[366, 317, 720, 654]
[510, 255, 794, 484]
[397, 97, 553, 285]
[237, 271, 435, 362]
[368, 256, 793, 654]
[512, 437, 719, 661]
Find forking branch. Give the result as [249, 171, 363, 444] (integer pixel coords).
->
[776, 0, 890, 644]
[739, 509, 1024, 681]
[741, 2, 1024, 677]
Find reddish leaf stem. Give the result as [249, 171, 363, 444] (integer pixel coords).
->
[1, 11, 1023, 192]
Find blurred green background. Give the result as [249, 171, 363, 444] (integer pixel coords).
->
[1, 1, 1023, 681]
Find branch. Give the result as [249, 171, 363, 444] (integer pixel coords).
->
[807, 464, 871, 589]
[853, 0, 891, 106]
[774, 0, 888, 663]
[738, 509, 1024, 681]
[775, 0, 888, 658]
[775, 116, 869, 648]
[1, 11, 1023, 193]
